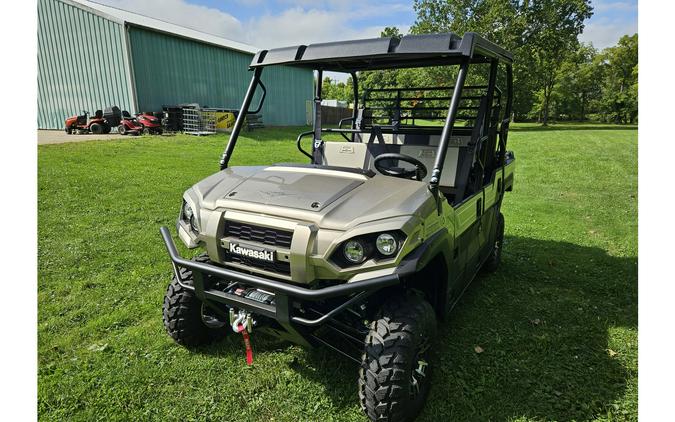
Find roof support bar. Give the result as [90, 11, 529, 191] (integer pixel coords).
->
[429, 59, 470, 187]
[350, 72, 359, 141]
[220, 67, 263, 170]
[312, 70, 323, 164]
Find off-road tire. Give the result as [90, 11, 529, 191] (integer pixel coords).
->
[482, 212, 504, 273]
[163, 254, 227, 346]
[118, 124, 126, 135]
[90, 122, 103, 134]
[359, 294, 437, 422]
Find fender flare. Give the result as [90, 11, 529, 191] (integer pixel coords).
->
[397, 228, 452, 276]
[396, 229, 454, 318]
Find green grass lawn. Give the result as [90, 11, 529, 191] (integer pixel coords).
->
[38, 123, 637, 421]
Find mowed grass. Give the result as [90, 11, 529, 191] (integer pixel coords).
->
[38, 123, 637, 421]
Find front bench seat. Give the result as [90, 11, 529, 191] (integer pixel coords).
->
[322, 133, 469, 189]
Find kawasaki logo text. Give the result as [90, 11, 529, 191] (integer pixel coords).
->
[229, 243, 275, 262]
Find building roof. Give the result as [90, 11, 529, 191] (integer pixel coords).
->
[65, 0, 258, 55]
[251, 32, 513, 71]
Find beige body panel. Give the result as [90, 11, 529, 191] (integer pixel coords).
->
[182, 165, 440, 284]
[179, 156, 515, 285]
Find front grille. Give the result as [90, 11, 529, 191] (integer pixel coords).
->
[222, 220, 293, 276]
[223, 251, 291, 275]
[224, 221, 293, 248]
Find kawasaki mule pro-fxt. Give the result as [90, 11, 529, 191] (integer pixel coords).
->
[160, 32, 515, 421]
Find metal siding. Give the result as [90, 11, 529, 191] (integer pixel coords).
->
[128, 27, 313, 125]
[37, 0, 133, 129]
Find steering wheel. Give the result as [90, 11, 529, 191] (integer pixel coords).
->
[373, 153, 428, 180]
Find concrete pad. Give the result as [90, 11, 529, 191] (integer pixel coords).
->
[38, 130, 130, 145]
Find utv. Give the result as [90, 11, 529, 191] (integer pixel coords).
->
[161, 32, 515, 421]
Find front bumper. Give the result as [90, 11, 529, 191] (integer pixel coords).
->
[160, 226, 408, 346]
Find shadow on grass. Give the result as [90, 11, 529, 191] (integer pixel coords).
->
[417, 236, 637, 421]
[299, 237, 636, 420]
[191, 236, 637, 420]
[510, 124, 637, 132]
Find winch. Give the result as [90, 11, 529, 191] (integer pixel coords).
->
[228, 286, 275, 305]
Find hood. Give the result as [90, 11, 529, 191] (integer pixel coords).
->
[192, 165, 435, 230]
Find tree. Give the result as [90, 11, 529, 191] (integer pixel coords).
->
[357, 27, 406, 95]
[597, 34, 638, 123]
[380, 26, 403, 38]
[322, 76, 354, 102]
[523, 0, 593, 124]
[548, 43, 602, 120]
[412, 0, 593, 124]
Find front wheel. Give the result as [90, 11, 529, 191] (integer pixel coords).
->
[65, 126, 72, 134]
[118, 124, 126, 135]
[163, 254, 228, 346]
[359, 294, 436, 422]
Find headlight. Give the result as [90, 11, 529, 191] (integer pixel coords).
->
[332, 231, 405, 267]
[376, 233, 398, 256]
[182, 201, 193, 220]
[182, 201, 200, 232]
[343, 239, 366, 263]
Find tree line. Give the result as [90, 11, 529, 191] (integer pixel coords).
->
[321, 0, 637, 125]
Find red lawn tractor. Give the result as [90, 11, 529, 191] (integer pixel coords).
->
[135, 112, 163, 135]
[64, 110, 110, 134]
[64, 106, 122, 135]
[117, 110, 144, 135]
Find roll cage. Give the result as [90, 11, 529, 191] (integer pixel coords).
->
[219, 32, 513, 204]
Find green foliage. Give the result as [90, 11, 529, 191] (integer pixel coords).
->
[552, 44, 603, 120]
[412, 0, 593, 124]
[595, 34, 638, 123]
[319, 3, 637, 126]
[321, 76, 354, 102]
[38, 124, 637, 421]
[542, 34, 638, 123]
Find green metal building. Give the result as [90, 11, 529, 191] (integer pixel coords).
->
[37, 0, 313, 129]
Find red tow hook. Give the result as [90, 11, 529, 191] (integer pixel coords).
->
[231, 310, 254, 365]
[236, 323, 253, 365]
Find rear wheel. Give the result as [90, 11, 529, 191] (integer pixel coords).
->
[163, 254, 228, 346]
[90, 123, 103, 134]
[118, 124, 126, 135]
[359, 293, 436, 422]
[483, 212, 504, 272]
[102, 124, 111, 134]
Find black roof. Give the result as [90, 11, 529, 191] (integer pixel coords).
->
[250, 32, 513, 71]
